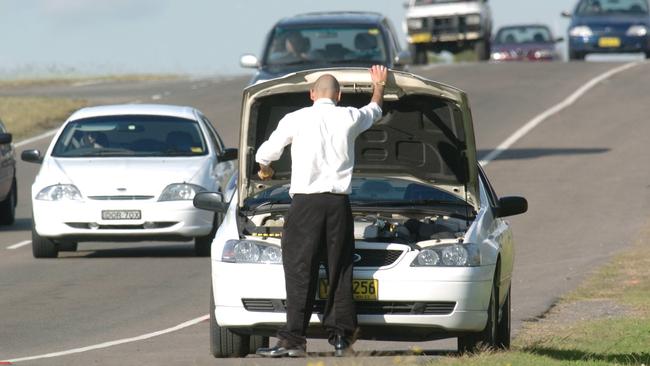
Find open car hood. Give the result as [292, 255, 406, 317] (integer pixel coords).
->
[238, 68, 480, 210]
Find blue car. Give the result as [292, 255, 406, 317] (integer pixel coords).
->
[564, 0, 650, 60]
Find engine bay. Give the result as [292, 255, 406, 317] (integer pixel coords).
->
[245, 210, 470, 245]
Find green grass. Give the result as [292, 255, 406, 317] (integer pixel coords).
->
[0, 97, 88, 141]
[426, 222, 650, 366]
[0, 74, 181, 88]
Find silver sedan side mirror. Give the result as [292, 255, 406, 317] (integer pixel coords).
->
[240, 54, 260, 69]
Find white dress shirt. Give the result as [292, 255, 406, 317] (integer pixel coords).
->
[256, 98, 382, 195]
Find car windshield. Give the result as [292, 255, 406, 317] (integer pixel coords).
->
[576, 0, 649, 15]
[494, 26, 553, 44]
[243, 177, 468, 210]
[51, 115, 208, 158]
[264, 26, 388, 67]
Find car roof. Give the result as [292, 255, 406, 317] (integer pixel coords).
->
[67, 104, 199, 122]
[276, 11, 386, 27]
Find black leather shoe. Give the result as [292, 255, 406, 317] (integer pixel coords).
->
[333, 335, 354, 357]
[256, 343, 306, 358]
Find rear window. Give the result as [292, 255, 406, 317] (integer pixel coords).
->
[51, 115, 208, 158]
[576, 0, 649, 15]
[494, 26, 553, 44]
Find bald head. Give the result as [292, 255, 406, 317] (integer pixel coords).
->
[310, 74, 341, 102]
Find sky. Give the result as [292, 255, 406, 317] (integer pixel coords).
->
[0, 0, 574, 78]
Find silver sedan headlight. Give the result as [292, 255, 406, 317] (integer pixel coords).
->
[222, 240, 282, 264]
[158, 183, 206, 201]
[36, 184, 82, 201]
[411, 243, 480, 267]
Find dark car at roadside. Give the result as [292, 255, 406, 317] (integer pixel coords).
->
[0, 119, 17, 225]
[564, 0, 650, 60]
[240, 11, 411, 85]
[491, 24, 563, 62]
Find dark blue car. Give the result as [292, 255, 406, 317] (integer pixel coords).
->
[564, 0, 650, 60]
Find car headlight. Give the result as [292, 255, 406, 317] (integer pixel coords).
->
[569, 26, 593, 37]
[411, 243, 480, 267]
[407, 18, 424, 30]
[465, 14, 481, 25]
[532, 49, 554, 59]
[158, 183, 206, 201]
[222, 239, 282, 264]
[36, 184, 82, 201]
[626, 25, 648, 36]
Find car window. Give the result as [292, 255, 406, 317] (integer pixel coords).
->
[576, 0, 649, 15]
[51, 115, 209, 158]
[200, 116, 225, 154]
[264, 26, 388, 67]
[478, 166, 499, 209]
[494, 26, 552, 44]
[0, 119, 6, 133]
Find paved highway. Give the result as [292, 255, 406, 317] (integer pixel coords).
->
[1, 62, 649, 365]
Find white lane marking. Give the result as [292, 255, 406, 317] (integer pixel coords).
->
[479, 61, 640, 166]
[14, 130, 57, 148]
[7, 240, 31, 250]
[2, 315, 209, 363]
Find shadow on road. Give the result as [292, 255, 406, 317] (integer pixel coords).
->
[524, 346, 650, 365]
[478, 147, 609, 161]
[0, 217, 32, 232]
[59, 244, 199, 259]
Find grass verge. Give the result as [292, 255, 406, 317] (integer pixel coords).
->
[0, 74, 181, 88]
[429, 221, 650, 366]
[0, 97, 88, 141]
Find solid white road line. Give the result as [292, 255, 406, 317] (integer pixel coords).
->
[6, 240, 31, 250]
[14, 130, 58, 148]
[2, 315, 209, 363]
[479, 61, 640, 166]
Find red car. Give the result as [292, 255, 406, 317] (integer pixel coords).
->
[491, 24, 563, 61]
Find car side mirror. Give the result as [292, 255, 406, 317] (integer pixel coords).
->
[240, 54, 260, 69]
[219, 148, 238, 162]
[0, 133, 12, 144]
[394, 50, 413, 66]
[497, 196, 528, 218]
[556, 37, 565, 43]
[193, 192, 229, 214]
[21, 149, 43, 164]
[561, 11, 572, 18]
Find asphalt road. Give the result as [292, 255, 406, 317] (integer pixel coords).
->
[1, 61, 649, 365]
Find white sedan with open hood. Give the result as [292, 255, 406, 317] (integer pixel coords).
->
[22, 104, 237, 258]
[193, 69, 527, 356]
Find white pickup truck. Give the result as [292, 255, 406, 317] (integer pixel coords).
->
[404, 0, 492, 63]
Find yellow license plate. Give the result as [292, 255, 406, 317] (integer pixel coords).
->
[318, 279, 378, 301]
[598, 37, 621, 48]
[410, 33, 432, 44]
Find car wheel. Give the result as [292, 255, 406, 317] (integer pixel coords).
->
[645, 51, 650, 59]
[0, 178, 17, 226]
[195, 213, 222, 257]
[32, 224, 59, 258]
[474, 40, 490, 61]
[411, 44, 428, 65]
[210, 284, 249, 358]
[569, 50, 585, 61]
[496, 285, 511, 349]
[58, 241, 78, 252]
[249, 334, 269, 355]
[458, 278, 498, 353]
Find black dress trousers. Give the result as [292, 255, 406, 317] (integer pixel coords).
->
[277, 193, 357, 347]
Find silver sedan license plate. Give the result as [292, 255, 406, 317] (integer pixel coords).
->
[101, 210, 141, 220]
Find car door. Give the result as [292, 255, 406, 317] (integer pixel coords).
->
[0, 120, 14, 199]
[200, 116, 236, 193]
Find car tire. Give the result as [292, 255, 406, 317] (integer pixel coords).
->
[411, 44, 428, 65]
[474, 40, 490, 61]
[32, 224, 59, 258]
[496, 285, 511, 349]
[569, 50, 586, 61]
[249, 334, 269, 355]
[210, 284, 250, 358]
[645, 51, 650, 59]
[195, 213, 222, 257]
[458, 278, 498, 354]
[0, 178, 17, 226]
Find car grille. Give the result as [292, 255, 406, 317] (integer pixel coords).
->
[411, 16, 481, 36]
[354, 249, 403, 267]
[241, 299, 456, 315]
[88, 195, 155, 200]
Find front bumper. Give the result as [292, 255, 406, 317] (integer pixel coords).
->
[212, 253, 496, 339]
[569, 34, 649, 53]
[32, 199, 214, 241]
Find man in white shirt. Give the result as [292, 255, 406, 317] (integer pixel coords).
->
[255, 65, 388, 358]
